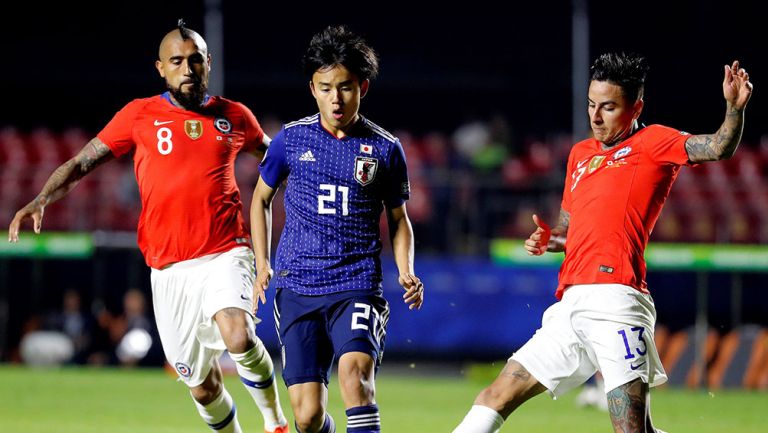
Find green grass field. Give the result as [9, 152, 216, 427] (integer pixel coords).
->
[0, 363, 766, 432]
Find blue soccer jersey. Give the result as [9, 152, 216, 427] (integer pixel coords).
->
[259, 114, 410, 295]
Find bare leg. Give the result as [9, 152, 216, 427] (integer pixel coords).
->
[337, 352, 376, 408]
[288, 382, 328, 433]
[475, 360, 546, 418]
[215, 307, 286, 430]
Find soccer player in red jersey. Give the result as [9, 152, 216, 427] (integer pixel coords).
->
[453, 53, 753, 433]
[8, 21, 289, 433]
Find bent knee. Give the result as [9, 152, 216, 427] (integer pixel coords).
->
[190, 382, 222, 405]
[294, 406, 325, 433]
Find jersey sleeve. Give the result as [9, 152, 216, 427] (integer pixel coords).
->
[258, 128, 289, 188]
[560, 148, 577, 213]
[97, 100, 147, 157]
[239, 103, 265, 154]
[645, 124, 691, 165]
[383, 140, 410, 209]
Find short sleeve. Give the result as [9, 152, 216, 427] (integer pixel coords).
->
[240, 103, 265, 154]
[383, 140, 410, 209]
[645, 124, 691, 165]
[258, 128, 289, 188]
[97, 99, 146, 157]
[560, 148, 576, 213]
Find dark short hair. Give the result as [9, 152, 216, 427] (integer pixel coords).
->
[302, 25, 379, 81]
[177, 18, 193, 40]
[590, 52, 649, 102]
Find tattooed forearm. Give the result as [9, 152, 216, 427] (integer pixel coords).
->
[685, 106, 744, 163]
[557, 208, 570, 233]
[37, 138, 113, 204]
[607, 380, 648, 433]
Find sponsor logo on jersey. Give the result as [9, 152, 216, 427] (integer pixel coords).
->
[184, 120, 203, 140]
[588, 155, 606, 173]
[354, 156, 378, 185]
[613, 146, 632, 160]
[175, 362, 192, 378]
[214, 117, 232, 134]
[401, 181, 410, 195]
[299, 150, 316, 162]
[153, 120, 174, 126]
[360, 143, 373, 154]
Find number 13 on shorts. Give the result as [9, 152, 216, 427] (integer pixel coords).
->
[617, 326, 647, 359]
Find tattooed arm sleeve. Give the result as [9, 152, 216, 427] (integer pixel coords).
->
[684, 106, 745, 163]
[36, 137, 115, 205]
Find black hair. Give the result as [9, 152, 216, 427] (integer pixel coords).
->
[590, 52, 649, 102]
[177, 18, 193, 40]
[302, 25, 379, 81]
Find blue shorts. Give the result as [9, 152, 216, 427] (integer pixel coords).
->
[274, 288, 390, 386]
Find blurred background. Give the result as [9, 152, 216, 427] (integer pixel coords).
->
[1, 0, 767, 392]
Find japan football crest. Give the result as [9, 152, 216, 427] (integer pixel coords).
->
[354, 156, 378, 185]
[184, 120, 203, 140]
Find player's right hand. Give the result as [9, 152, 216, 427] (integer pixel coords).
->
[253, 266, 273, 313]
[524, 214, 551, 256]
[8, 199, 45, 242]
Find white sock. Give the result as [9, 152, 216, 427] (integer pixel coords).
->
[193, 388, 242, 433]
[452, 405, 504, 433]
[229, 339, 287, 430]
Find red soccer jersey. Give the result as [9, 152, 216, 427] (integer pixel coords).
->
[97, 93, 264, 268]
[556, 124, 692, 299]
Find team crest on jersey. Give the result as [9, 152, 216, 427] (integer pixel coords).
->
[213, 117, 232, 134]
[175, 362, 192, 378]
[184, 120, 203, 140]
[354, 156, 378, 185]
[613, 146, 632, 160]
[588, 155, 606, 173]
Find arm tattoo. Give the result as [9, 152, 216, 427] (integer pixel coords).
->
[78, 138, 113, 173]
[607, 380, 649, 433]
[685, 107, 744, 163]
[37, 138, 113, 204]
[557, 208, 570, 233]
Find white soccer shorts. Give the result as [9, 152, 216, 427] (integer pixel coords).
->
[150, 246, 257, 387]
[511, 283, 667, 397]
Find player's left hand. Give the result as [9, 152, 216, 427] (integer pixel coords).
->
[723, 60, 753, 111]
[253, 266, 273, 314]
[399, 272, 424, 310]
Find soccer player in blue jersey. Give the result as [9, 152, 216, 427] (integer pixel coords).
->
[250, 26, 424, 433]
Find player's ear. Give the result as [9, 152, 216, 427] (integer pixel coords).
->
[309, 80, 316, 97]
[207, 53, 212, 72]
[360, 79, 370, 98]
[155, 60, 166, 78]
[632, 98, 644, 120]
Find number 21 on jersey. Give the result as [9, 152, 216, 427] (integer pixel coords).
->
[318, 184, 349, 215]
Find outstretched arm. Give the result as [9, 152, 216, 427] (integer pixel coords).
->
[8, 137, 114, 242]
[387, 204, 424, 310]
[685, 60, 753, 163]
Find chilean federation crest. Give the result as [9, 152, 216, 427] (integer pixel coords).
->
[184, 120, 203, 140]
[354, 156, 378, 186]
